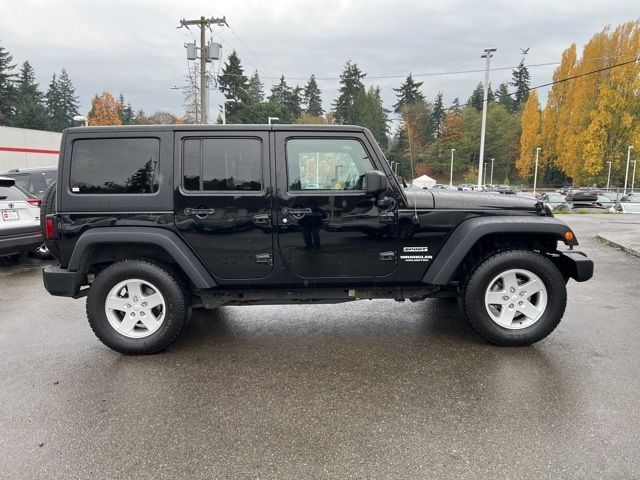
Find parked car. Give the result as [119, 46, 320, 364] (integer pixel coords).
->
[0, 177, 43, 263]
[620, 192, 640, 203]
[540, 192, 566, 210]
[1, 166, 57, 197]
[553, 202, 610, 214]
[41, 124, 592, 354]
[610, 202, 640, 214]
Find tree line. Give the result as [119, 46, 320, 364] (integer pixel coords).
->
[518, 19, 640, 188]
[0, 42, 80, 131]
[3, 19, 638, 186]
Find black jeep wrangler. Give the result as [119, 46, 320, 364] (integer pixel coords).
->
[41, 125, 593, 354]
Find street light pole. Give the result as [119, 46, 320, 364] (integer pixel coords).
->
[632, 160, 637, 191]
[268, 116, 279, 125]
[478, 47, 497, 190]
[533, 147, 541, 196]
[624, 145, 634, 195]
[490, 158, 494, 186]
[450, 148, 455, 188]
[483, 162, 487, 186]
[606, 161, 612, 191]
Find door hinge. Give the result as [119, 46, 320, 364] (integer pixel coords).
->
[379, 251, 396, 262]
[255, 253, 273, 266]
[253, 214, 271, 225]
[378, 211, 395, 223]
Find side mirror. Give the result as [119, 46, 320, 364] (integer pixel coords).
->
[364, 170, 388, 196]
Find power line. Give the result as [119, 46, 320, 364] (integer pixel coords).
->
[224, 20, 277, 78]
[389, 55, 640, 121]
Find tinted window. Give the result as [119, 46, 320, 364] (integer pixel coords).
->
[10, 174, 33, 193]
[0, 186, 28, 201]
[70, 138, 160, 194]
[286, 138, 374, 191]
[182, 138, 262, 191]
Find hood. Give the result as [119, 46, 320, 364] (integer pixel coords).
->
[404, 188, 541, 212]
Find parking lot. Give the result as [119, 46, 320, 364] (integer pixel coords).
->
[1, 214, 639, 479]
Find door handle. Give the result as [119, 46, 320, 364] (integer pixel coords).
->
[379, 251, 396, 262]
[253, 214, 271, 225]
[184, 207, 215, 218]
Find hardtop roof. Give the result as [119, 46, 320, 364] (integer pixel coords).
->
[63, 124, 370, 135]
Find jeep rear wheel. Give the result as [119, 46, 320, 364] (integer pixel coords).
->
[87, 260, 190, 354]
[461, 249, 566, 346]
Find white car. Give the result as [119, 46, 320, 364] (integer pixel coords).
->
[610, 202, 640, 214]
[0, 177, 43, 263]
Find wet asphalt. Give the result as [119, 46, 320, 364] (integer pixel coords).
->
[1, 215, 639, 479]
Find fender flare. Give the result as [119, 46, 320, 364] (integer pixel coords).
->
[68, 227, 217, 289]
[422, 216, 577, 285]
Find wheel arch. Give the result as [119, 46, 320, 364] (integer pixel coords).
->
[68, 227, 217, 289]
[422, 216, 578, 285]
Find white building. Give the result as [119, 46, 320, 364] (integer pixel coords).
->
[0, 126, 62, 172]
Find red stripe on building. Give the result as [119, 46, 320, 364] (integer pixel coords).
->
[0, 146, 60, 155]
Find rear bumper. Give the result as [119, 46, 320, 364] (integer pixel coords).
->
[42, 265, 83, 297]
[0, 229, 42, 256]
[554, 250, 594, 282]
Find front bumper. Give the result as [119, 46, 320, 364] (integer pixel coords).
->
[554, 250, 594, 282]
[0, 228, 42, 256]
[42, 265, 83, 297]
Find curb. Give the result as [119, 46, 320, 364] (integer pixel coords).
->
[597, 234, 640, 259]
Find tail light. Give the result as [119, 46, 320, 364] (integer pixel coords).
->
[44, 215, 57, 240]
[27, 197, 42, 207]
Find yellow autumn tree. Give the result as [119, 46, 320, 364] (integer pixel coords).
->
[88, 91, 122, 126]
[544, 20, 640, 185]
[517, 90, 541, 179]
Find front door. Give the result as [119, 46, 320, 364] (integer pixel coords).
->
[174, 131, 274, 280]
[275, 133, 397, 279]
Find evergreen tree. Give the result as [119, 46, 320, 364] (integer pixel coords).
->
[364, 86, 388, 148]
[286, 85, 303, 120]
[511, 59, 531, 109]
[393, 74, 425, 113]
[12, 61, 47, 129]
[0, 40, 16, 125]
[117, 94, 135, 125]
[57, 69, 80, 129]
[217, 50, 249, 120]
[45, 73, 63, 131]
[451, 97, 461, 113]
[246, 70, 264, 105]
[431, 91, 445, 139]
[303, 74, 323, 116]
[332, 61, 366, 124]
[269, 75, 291, 105]
[467, 83, 484, 112]
[495, 82, 514, 112]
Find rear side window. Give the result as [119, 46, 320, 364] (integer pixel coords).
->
[10, 174, 32, 193]
[70, 138, 160, 194]
[0, 186, 28, 201]
[182, 138, 262, 192]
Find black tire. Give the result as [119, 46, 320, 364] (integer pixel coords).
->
[461, 249, 566, 346]
[40, 181, 60, 260]
[86, 259, 191, 354]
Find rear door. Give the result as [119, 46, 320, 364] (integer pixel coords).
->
[174, 131, 274, 280]
[274, 131, 397, 279]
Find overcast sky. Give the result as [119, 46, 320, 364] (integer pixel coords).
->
[0, 0, 637, 123]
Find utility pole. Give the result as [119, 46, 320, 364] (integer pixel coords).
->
[478, 48, 497, 190]
[533, 147, 541, 196]
[625, 145, 634, 194]
[606, 161, 612, 191]
[179, 16, 226, 124]
[490, 158, 494, 186]
[450, 148, 455, 188]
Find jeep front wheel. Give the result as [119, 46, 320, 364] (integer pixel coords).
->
[461, 249, 567, 346]
[86, 260, 190, 354]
